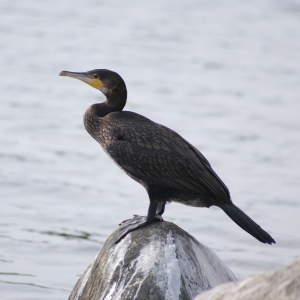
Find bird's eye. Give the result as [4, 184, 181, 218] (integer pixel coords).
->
[93, 74, 98, 79]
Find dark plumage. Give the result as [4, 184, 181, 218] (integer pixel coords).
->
[59, 69, 275, 245]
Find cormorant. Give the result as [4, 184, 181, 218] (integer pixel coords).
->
[59, 69, 275, 245]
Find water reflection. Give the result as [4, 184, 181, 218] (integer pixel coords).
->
[27, 229, 103, 242]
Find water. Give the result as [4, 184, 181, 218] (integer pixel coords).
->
[1, 0, 300, 298]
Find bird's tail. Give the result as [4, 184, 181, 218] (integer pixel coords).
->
[220, 204, 275, 244]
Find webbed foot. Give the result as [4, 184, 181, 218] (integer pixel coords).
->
[115, 214, 163, 244]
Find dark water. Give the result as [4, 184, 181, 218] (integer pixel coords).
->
[1, 0, 300, 299]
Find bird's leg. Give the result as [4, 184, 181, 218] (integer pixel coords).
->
[115, 201, 160, 244]
[156, 202, 165, 216]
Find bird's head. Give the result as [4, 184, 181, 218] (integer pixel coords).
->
[59, 69, 126, 98]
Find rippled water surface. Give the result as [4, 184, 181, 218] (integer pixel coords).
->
[1, 0, 300, 299]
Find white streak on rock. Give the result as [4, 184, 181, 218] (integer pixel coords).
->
[100, 235, 131, 300]
[70, 250, 103, 300]
[130, 237, 160, 299]
[74, 264, 92, 300]
[104, 282, 116, 300]
[164, 231, 181, 300]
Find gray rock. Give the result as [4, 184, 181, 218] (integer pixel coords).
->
[194, 257, 300, 300]
[69, 220, 236, 300]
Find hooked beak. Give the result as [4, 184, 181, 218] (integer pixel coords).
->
[59, 70, 102, 89]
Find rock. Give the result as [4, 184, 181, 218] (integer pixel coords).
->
[69, 220, 236, 300]
[194, 257, 300, 300]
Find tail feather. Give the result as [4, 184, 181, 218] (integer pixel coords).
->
[220, 204, 275, 245]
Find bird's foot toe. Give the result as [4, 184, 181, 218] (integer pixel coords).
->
[115, 215, 150, 244]
[118, 215, 144, 226]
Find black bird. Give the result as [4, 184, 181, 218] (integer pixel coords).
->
[59, 69, 275, 245]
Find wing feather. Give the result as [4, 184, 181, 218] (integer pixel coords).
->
[104, 113, 230, 201]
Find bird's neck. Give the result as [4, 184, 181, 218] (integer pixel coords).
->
[89, 101, 115, 118]
[94, 85, 128, 116]
[83, 92, 127, 138]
